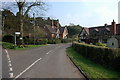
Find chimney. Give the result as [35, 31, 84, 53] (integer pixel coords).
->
[111, 19, 116, 35]
[51, 19, 54, 28]
[104, 23, 107, 27]
[57, 19, 59, 28]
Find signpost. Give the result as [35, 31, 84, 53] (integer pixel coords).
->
[15, 32, 20, 45]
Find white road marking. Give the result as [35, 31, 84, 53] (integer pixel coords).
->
[14, 45, 61, 79]
[5, 49, 14, 78]
[14, 58, 42, 79]
[46, 46, 61, 55]
[8, 64, 12, 67]
[46, 50, 52, 54]
[9, 67, 13, 71]
[9, 73, 14, 78]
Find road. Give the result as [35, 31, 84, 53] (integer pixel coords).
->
[2, 44, 86, 79]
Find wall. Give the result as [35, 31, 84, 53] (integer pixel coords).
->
[107, 37, 119, 48]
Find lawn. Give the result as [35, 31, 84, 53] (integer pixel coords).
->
[66, 47, 120, 79]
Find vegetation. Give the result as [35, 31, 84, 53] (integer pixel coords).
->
[2, 1, 47, 44]
[67, 47, 120, 79]
[65, 24, 82, 38]
[95, 42, 106, 47]
[2, 42, 46, 50]
[72, 41, 120, 72]
[61, 38, 72, 43]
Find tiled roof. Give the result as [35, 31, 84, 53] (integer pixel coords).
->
[83, 23, 120, 36]
[45, 25, 56, 33]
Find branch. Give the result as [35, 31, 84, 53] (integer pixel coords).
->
[23, 2, 43, 18]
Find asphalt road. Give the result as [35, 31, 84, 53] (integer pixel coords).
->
[2, 44, 86, 79]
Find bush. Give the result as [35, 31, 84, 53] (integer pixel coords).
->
[72, 41, 120, 72]
[2, 42, 16, 49]
[47, 39, 61, 44]
[55, 39, 61, 44]
[38, 39, 48, 45]
[61, 38, 72, 43]
[2, 35, 14, 43]
[95, 42, 106, 47]
[24, 38, 34, 45]
[47, 39, 55, 44]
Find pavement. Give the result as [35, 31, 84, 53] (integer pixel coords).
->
[2, 43, 86, 79]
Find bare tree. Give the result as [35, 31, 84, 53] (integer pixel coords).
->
[15, 0, 47, 44]
[2, 0, 47, 44]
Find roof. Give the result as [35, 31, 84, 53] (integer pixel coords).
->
[45, 25, 56, 33]
[81, 23, 120, 36]
[59, 27, 65, 34]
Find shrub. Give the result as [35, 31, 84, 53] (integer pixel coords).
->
[2, 35, 14, 43]
[95, 42, 106, 47]
[61, 38, 72, 43]
[72, 41, 120, 72]
[47, 39, 55, 44]
[24, 38, 34, 45]
[55, 39, 61, 44]
[38, 39, 48, 45]
[47, 39, 61, 44]
[2, 42, 16, 49]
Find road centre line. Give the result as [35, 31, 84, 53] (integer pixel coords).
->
[46, 46, 61, 55]
[14, 45, 61, 79]
[14, 58, 42, 79]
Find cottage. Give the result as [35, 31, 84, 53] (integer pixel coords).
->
[78, 20, 120, 48]
[44, 18, 68, 39]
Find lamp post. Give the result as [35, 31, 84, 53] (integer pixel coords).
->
[15, 32, 20, 45]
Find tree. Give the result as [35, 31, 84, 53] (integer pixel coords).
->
[2, 9, 17, 36]
[15, 0, 47, 44]
[66, 24, 82, 38]
[2, 0, 47, 44]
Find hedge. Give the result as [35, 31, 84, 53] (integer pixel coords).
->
[72, 41, 120, 72]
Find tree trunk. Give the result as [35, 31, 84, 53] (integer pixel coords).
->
[20, 18, 24, 44]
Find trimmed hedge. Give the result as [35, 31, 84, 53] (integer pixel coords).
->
[72, 41, 120, 72]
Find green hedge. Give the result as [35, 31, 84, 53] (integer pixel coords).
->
[61, 38, 72, 43]
[38, 39, 48, 45]
[72, 41, 120, 72]
[47, 39, 61, 44]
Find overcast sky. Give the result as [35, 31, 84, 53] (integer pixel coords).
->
[1, 0, 120, 27]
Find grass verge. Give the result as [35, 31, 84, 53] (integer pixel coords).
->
[66, 47, 120, 79]
[14, 44, 47, 50]
[2, 42, 47, 50]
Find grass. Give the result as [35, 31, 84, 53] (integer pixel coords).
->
[66, 47, 120, 79]
[2, 42, 47, 50]
[0, 41, 2, 44]
[14, 44, 47, 50]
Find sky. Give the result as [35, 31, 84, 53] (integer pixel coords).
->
[1, 0, 120, 27]
[45, 0, 119, 27]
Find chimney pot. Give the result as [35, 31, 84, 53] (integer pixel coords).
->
[111, 20, 116, 35]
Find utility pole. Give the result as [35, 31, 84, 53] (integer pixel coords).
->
[33, 13, 35, 45]
[2, 15, 6, 35]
